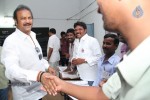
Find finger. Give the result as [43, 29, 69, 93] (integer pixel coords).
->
[45, 75, 60, 92]
[47, 79, 56, 93]
[53, 71, 56, 76]
[40, 86, 46, 91]
[45, 76, 57, 95]
[50, 79, 57, 91]
[42, 73, 56, 95]
[49, 80, 58, 96]
[45, 81, 55, 95]
[43, 84, 52, 95]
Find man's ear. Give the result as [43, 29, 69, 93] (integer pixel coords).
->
[14, 20, 17, 25]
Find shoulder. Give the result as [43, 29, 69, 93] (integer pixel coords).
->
[86, 35, 98, 42]
[4, 32, 16, 43]
[112, 54, 121, 63]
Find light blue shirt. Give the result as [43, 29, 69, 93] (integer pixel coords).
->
[93, 54, 120, 86]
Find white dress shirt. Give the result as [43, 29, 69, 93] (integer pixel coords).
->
[47, 34, 60, 63]
[69, 43, 74, 62]
[72, 34, 101, 81]
[1, 28, 49, 100]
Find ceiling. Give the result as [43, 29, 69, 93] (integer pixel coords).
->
[0, 0, 81, 20]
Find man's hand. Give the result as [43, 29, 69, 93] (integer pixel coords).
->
[65, 53, 70, 59]
[41, 72, 57, 95]
[48, 67, 56, 75]
[41, 75, 64, 95]
[68, 68, 77, 74]
[63, 66, 71, 72]
[99, 79, 107, 87]
[72, 58, 86, 65]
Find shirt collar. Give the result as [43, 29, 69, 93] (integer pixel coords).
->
[117, 36, 150, 87]
[15, 28, 34, 40]
[15, 28, 30, 40]
[101, 53, 118, 64]
[79, 34, 88, 41]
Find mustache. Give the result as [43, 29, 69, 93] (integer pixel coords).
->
[76, 33, 80, 35]
[23, 23, 31, 26]
[103, 47, 108, 50]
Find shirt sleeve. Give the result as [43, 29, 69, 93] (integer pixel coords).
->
[102, 72, 121, 99]
[93, 60, 103, 86]
[48, 37, 54, 48]
[71, 39, 77, 61]
[86, 39, 101, 66]
[1, 39, 39, 82]
[41, 58, 49, 70]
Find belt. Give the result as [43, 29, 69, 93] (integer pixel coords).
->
[10, 81, 36, 86]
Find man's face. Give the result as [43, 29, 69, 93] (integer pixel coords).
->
[97, 0, 120, 32]
[74, 25, 87, 39]
[67, 32, 75, 43]
[16, 9, 33, 34]
[102, 37, 117, 55]
[48, 32, 53, 37]
[61, 34, 66, 39]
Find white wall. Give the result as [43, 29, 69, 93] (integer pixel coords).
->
[79, 0, 105, 53]
[0, 0, 122, 55]
[0, 0, 5, 17]
[0, 0, 81, 37]
[79, 0, 121, 55]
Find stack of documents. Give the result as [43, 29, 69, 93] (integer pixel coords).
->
[59, 66, 80, 79]
[66, 80, 89, 86]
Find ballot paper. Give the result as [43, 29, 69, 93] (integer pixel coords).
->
[66, 80, 89, 86]
[59, 66, 67, 72]
[59, 66, 80, 79]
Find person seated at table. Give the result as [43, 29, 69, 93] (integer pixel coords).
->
[93, 33, 120, 87]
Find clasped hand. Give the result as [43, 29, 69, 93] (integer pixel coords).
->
[40, 73, 63, 96]
[40, 67, 62, 96]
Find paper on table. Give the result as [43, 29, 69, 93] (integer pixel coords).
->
[59, 66, 80, 79]
[59, 67, 67, 72]
[66, 80, 89, 86]
[61, 72, 80, 79]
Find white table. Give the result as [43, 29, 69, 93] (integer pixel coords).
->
[59, 66, 89, 100]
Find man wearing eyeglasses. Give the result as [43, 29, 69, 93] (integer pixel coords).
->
[1, 5, 56, 100]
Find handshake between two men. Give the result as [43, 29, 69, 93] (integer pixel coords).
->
[38, 66, 63, 96]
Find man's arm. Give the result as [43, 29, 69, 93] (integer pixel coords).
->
[47, 76, 109, 100]
[37, 72, 57, 95]
[47, 47, 53, 61]
[72, 58, 87, 65]
[86, 38, 101, 66]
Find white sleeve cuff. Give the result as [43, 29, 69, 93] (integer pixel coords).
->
[27, 70, 39, 81]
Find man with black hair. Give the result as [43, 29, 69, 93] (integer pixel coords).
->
[63, 28, 77, 74]
[1, 5, 56, 100]
[60, 31, 69, 66]
[93, 33, 120, 87]
[72, 21, 101, 85]
[47, 28, 60, 70]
